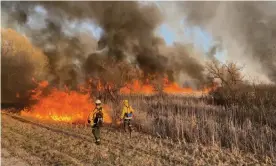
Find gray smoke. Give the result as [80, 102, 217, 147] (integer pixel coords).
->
[1, 1, 207, 89]
[159, 1, 276, 83]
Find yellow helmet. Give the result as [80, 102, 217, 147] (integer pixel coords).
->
[123, 100, 129, 106]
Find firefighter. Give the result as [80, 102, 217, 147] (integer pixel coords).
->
[88, 99, 104, 145]
[120, 100, 135, 134]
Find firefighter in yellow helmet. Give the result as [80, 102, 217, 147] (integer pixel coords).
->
[120, 100, 135, 134]
[88, 99, 104, 145]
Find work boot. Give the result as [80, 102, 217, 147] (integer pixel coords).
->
[95, 139, 101, 145]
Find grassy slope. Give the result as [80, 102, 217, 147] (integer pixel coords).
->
[1, 112, 273, 166]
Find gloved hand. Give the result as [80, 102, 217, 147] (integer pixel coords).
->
[88, 120, 91, 124]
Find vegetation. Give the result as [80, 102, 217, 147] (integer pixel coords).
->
[2, 28, 276, 165]
[102, 60, 276, 163]
[111, 92, 276, 159]
[1, 28, 48, 105]
[2, 111, 274, 165]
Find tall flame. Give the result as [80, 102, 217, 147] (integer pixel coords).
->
[21, 81, 112, 124]
[21, 77, 214, 124]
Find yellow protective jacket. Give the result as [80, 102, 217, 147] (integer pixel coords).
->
[121, 100, 135, 120]
[88, 107, 104, 126]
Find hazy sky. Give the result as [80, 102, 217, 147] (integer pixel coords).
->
[82, 17, 226, 62]
[31, 4, 226, 63]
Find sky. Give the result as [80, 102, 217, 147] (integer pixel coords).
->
[158, 21, 226, 63]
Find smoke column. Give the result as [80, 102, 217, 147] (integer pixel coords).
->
[1, 1, 207, 91]
[159, 1, 276, 83]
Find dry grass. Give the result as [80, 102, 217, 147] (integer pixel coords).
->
[105, 85, 276, 163]
[118, 95, 276, 160]
[2, 84, 276, 165]
[2, 112, 273, 166]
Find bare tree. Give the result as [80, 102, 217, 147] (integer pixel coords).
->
[87, 57, 140, 102]
[206, 60, 244, 89]
[205, 59, 244, 106]
[149, 74, 165, 94]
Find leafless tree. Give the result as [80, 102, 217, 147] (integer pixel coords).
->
[206, 60, 244, 90]
[149, 74, 165, 95]
[205, 59, 244, 106]
[87, 57, 140, 102]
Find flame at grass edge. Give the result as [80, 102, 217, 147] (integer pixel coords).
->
[21, 80, 113, 124]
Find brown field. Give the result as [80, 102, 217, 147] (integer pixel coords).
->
[2, 92, 276, 166]
[2, 1, 276, 165]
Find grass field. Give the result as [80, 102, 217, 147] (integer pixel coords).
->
[1, 107, 275, 166]
[2, 85, 276, 166]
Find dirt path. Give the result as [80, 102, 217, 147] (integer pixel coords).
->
[1, 112, 272, 166]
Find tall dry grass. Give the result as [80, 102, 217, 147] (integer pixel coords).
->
[106, 84, 276, 160]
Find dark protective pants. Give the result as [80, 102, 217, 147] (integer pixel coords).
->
[92, 125, 101, 142]
[123, 119, 132, 133]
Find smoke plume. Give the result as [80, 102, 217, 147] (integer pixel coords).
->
[1, 1, 207, 93]
[161, 1, 276, 83]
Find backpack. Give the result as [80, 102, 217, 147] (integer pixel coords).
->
[124, 106, 133, 118]
[94, 109, 104, 126]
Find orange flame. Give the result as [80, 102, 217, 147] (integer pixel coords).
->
[120, 80, 154, 94]
[21, 81, 112, 124]
[120, 77, 213, 95]
[21, 76, 214, 124]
